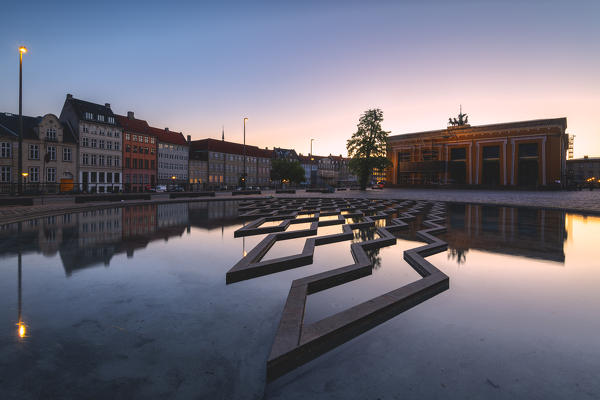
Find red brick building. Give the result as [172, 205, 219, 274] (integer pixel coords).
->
[116, 112, 157, 192]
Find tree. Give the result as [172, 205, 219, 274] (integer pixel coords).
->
[270, 159, 306, 186]
[346, 108, 391, 190]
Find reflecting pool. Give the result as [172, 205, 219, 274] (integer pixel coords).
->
[0, 200, 598, 399]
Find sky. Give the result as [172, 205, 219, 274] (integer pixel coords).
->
[1, 0, 599, 158]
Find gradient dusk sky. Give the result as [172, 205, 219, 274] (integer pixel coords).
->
[1, 1, 598, 158]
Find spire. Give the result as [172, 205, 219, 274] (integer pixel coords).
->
[222, 126, 224, 141]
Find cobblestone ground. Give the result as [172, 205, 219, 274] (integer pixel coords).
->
[0, 188, 599, 224]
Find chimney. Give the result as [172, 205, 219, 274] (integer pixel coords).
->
[105, 103, 111, 108]
[66, 93, 73, 100]
[127, 111, 134, 119]
[187, 135, 191, 143]
[165, 127, 169, 132]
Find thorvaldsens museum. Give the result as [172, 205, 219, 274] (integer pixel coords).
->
[386, 115, 568, 187]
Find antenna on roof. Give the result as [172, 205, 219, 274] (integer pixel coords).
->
[222, 125, 224, 141]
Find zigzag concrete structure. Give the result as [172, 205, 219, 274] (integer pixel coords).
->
[225, 198, 450, 381]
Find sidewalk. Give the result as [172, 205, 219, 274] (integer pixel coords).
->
[1, 188, 599, 224]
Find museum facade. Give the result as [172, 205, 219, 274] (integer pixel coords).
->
[386, 117, 568, 187]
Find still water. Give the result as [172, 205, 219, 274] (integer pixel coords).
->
[0, 201, 598, 399]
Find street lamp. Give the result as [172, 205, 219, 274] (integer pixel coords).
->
[18, 46, 27, 195]
[310, 138, 314, 156]
[243, 117, 248, 189]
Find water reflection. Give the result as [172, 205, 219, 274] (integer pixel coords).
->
[444, 204, 567, 264]
[0, 201, 241, 276]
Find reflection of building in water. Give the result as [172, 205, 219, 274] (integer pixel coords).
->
[157, 203, 188, 229]
[445, 204, 566, 263]
[0, 214, 78, 258]
[59, 208, 123, 274]
[122, 204, 157, 238]
[188, 201, 240, 230]
[0, 201, 244, 274]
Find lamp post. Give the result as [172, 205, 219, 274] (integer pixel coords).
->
[243, 117, 248, 189]
[310, 138, 315, 156]
[18, 46, 27, 195]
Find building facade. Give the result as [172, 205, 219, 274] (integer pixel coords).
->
[0, 112, 77, 192]
[566, 156, 600, 186]
[150, 127, 188, 186]
[59, 94, 123, 192]
[116, 112, 157, 192]
[189, 139, 271, 189]
[387, 118, 568, 187]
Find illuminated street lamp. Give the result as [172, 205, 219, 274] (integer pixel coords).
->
[18, 46, 27, 194]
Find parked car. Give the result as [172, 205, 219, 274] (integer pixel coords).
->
[154, 185, 167, 192]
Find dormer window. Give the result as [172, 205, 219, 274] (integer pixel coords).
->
[85, 112, 93, 120]
[108, 116, 115, 124]
[97, 114, 105, 122]
[46, 128, 57, 141]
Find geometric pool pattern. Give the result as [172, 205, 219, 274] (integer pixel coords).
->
[226, 198, 449, 382]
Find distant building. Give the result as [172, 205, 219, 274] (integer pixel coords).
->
[116, 112, 157, 192]
[59, 94, 123, 192]
[567, 156, 600, 185]
[298, 154, 318, 186]
[0, 112, 77, 191]
[387, 117, 568, 187]
[149, 127, 188, 186]
[273, 147, 299, 161]
[189, 138, 272, 189]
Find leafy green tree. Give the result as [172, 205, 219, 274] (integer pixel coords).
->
[347, 108, 391, 190]
[270, 159, 306, 185]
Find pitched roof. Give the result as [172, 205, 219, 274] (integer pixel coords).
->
[190, 138, 273, 158]
[63, 95, 119, 127]
[0, 112, 40, 140]
[115, 114, 150, 135]
[389, 117, 567, 141]
[147, 126, 188, 146]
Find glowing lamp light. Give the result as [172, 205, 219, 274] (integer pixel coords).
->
[17, 322, 26, 338]
[19, 46, 27, 54]
[171, 176, 176, 180]
[21, 172, 29, 177]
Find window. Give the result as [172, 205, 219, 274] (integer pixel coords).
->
[144, 136, 149, 143]
[29, 167, 39, 182]
[0, 166, 10, 182]
[108, 116, 115, 124]
[150, 137, 155, 144]
[133, 159, 138, 168]
[107, 141, 112, 150]
[46, 128, 57, 141]
[99, 172, 105, 183]
[126, 133, 131, 140]
[107, 172, 112, 183]
[82, 153, 89, 165]
[46, 167, 56, 182]
[82, 125, 89, 133]
[63, 147, 72, 161]
[85, 112, 93, 120]
[114, 172, 120, 183]
[107, 155, 112, 166]
[126, 144, 131, 152]
[107, 130, 113, 137]
[114, 156, 120, 167]
[91, 139, 97, 148]
[133, 135, 137, 142]
[99, 155, 105, 166]
[114, 131, 120, 138]
[0, 142, 11, 158]
[99, 140, 105, 149]
[114, 141, 120, 151]
[82, 137, 89, 147]
[126, 158, 131, 168]
[48, 146, 56, 161]
[91, 154, 97, 165]
[29, 144, 40, 160]
[91, 172, 97, 183]
[97, 114, 105, 122]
